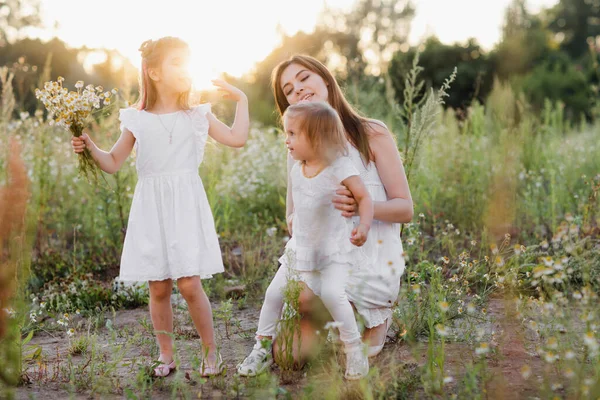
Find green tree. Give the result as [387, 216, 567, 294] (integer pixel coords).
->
[547, 0, 600, 60]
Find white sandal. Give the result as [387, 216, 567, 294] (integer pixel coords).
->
[200, 352, 225, 377]
[153, 359, 176, 377]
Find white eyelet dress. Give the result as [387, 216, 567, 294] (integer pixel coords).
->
[345, 144, 406, 328]
[117, 104, 224, 282]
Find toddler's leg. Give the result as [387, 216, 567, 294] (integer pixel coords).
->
[149, 279, 175, 362]
[237, 265, 290, 376]
[255, 264, 290, 339]
[320, 263, 368, 379]
[319, 263, 361, 345]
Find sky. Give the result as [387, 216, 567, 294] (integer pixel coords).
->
[25, 0, 558, 88]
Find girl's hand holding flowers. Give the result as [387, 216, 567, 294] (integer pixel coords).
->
[35, 77, 117, 184]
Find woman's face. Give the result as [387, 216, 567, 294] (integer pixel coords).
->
[280, 63, 329, 105]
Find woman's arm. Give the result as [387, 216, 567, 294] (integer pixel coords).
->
[332, 121, 413, 223]
[369, 122, 413, 223]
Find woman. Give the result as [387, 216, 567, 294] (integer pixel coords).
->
[272, 55, 413, 364]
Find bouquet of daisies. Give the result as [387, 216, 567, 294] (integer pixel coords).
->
[35, 77, 117, 184]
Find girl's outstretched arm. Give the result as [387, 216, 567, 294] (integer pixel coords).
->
[206, 79, 249, 148]
[341, 175, 373, 247]
[71, 129, 135, 174]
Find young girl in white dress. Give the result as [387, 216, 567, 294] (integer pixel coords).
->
[237, 101, 374, 380]
[71, 37, 249, 377]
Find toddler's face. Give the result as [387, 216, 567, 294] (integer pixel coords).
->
[280, 63, 329, 106]
[284, 116, 314, 161]
[153, 47, 191, 93]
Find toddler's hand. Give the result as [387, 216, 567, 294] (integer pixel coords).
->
[350, 223, 369, 247]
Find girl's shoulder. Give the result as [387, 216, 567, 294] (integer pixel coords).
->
[118, 107, 142, 135]
[119, 106, 141, 118]
[189, 103, 212, 117]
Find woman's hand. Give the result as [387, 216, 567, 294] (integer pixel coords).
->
[211, 79, 247, 102]
[332, 186, 358, 217]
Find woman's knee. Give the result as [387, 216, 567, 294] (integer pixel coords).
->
[297, 284, 317, 314]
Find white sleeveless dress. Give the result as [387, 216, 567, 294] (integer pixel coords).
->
[117, 105, 224, 282]
[345, 145, 406, 328]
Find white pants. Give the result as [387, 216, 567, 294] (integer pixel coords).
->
[256, 263, 361, 345]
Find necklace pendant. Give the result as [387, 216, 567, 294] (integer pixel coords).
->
[169, 134, 172, 144]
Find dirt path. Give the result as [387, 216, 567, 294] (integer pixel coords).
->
[12, 297, 559, 399]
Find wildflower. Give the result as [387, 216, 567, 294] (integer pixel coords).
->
[29, 312, 37, 323]
[564, 350, 576, 360]
[544, 351, 559, 363]
[490, 244, 500, 256]
[4, 308, 16, 318]
[475, 342, 490, 355]
[266, 227, 277, 237]
[67, 328, 75, 337]
[324, 321, 344, 330]
[406, 238, 415, 246]
[583, 332, 599, 353]
[546, 337, 558, 349]
[563, 368, 575, 379]
[75, 81, 84, 89]
[411, 284, 421, 294]
[441, 256, 450, 265]
[436, 324, 450, 337]
[418, 213, 424, 218]
[467, 303, 476, 314]
[470, 240, 477, 246]
[457, 307, 463, 314]
[520, 365, 531, 379]
[439, 301, 449, 312]
[443, 376, 454, 384]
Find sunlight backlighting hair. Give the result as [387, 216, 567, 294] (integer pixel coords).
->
[284, 101, 349, 165]
[135, 36, 190, 111]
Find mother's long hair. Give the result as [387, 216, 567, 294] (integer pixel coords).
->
[272, 55, 373, 163]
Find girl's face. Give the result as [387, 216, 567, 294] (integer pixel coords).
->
[280, 63, 329, 106]
[284, 115, 315, 161]
[150, 47, 191, 93]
